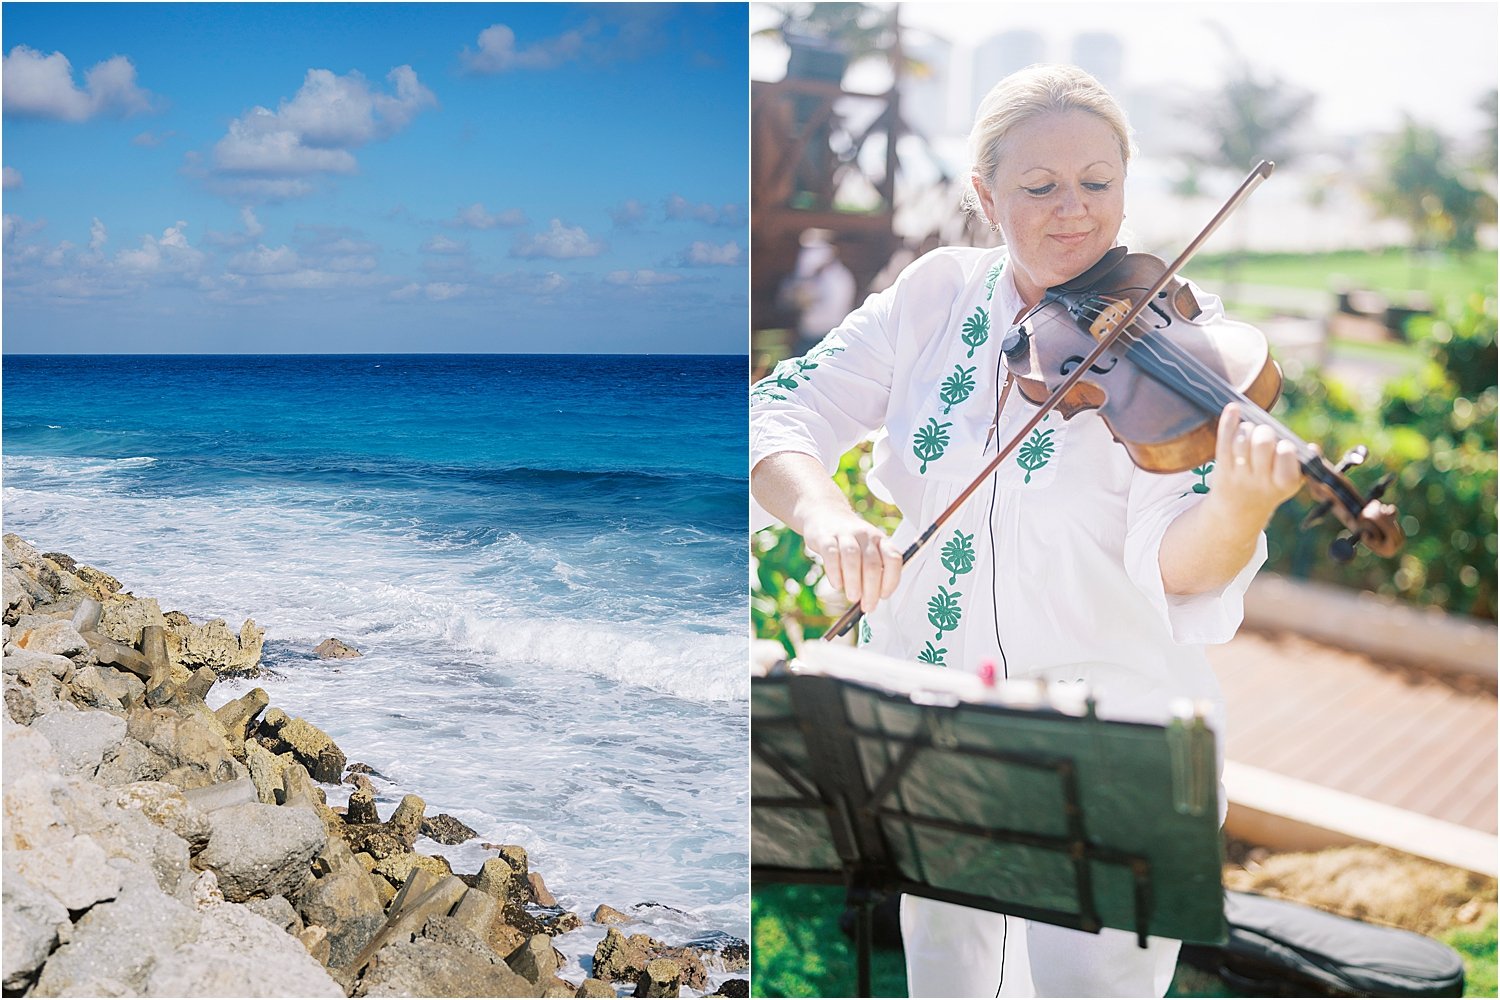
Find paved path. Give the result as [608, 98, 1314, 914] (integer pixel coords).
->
[1207, 628, 1497, 834]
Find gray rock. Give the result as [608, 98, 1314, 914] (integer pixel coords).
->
[32, 709, 128, 779]
[594, 903, 631, 925]
[31, 875, 198, 996]
[11, 620, 88, 659]
[98, 595, 167, 649]
[199, 802, 326, 902]
[93, 735, 170, 786]
[66, 664, 125, 711]
[577, 979, 616, 998]
[421, 812, 479, 845]
[506, 933, 561, 984]
[181, 777, 258, 814]
[292, 868, 386, 968]
[246, 740, 294, 804]
[111, 781, 212, 853]
[8, 833, 123, 912]
[633, 958, 683, 998]
[358, 935, 535, 998]
[214, 686, 269, 747]
[3, 534, 44, 568]
[314, 637, 361, 659]
[2, 649, 74, 679]
[245, 894, 302, 934]
[32, 875, 342, 998]
[70, 597, 103, 633]
[146, 903, 344, 997]
[127, 703, 244, 789]
[172, 616, 265, 678]
[1, 867, 71, 992]
[51, 786, 192, 896]
[346, 784, 379, 824]
[268, 715, 347, 783]
[5, 664, 66, 724]
[451, 887, 499, 938]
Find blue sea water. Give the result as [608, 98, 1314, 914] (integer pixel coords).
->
[2, 354, 749, 980]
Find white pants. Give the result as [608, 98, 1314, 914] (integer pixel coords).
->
[901, 895, 1180, 997]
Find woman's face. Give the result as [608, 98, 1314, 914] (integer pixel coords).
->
[973, 109, 1126, 309]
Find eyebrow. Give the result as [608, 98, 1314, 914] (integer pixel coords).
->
[1022, 160, 1116, 174]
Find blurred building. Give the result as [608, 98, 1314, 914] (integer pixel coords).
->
[971, 30, 1044, 113]
[1070, 31, 1123, 94]
[902, 30, 958, 139]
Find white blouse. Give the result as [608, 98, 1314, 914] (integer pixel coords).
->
[751, 245, 1265, 715]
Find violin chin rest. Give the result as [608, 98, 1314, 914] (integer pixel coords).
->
[1053, 246, 1130, 293]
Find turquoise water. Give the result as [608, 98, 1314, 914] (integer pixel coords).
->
[3, 353, 749, 973]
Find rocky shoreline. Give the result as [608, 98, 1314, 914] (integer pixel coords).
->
[2, 534, 749, 998]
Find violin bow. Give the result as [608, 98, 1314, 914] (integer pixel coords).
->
[823, 161, 1276, 641]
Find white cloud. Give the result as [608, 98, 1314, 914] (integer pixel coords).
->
[2, 46, 154, 121]
[665, 195, 745, 227]
[448, 202, 526, 230]
[511, 219, 605, 259]
[88, 218, 106, 252]
[209, 66, 435, 187]
[461, 23, 590, 73]
[681, 240, 742, 266]
[228, 245, 301, 275]
[115, 221, 207, 275]
[610, 199, 648, 227]
[421, 234, 469, 255]
[606, 269, 682, 287]
[2, 166, 21, 189]
[389, 281, 468, 302]
[241, 207, 264, 239]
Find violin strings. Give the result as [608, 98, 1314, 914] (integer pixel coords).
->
[1062, 296, 1359, 503]
[1068, 296, 1321, 463]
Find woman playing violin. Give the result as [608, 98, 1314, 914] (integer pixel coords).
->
[750, 64, 1301, 997]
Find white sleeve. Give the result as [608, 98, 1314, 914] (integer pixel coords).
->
[1122, 463, 1266, 645]
[749, 282, 899, 527]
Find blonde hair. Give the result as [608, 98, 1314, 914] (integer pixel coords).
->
[966, 64, 1133, 215]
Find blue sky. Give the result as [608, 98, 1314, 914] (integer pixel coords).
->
[1, 3, 748, 354]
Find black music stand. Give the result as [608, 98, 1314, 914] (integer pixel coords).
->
[751, 647, 1227, 997]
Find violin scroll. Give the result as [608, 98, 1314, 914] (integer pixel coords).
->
[1300, 446, 1404, 562]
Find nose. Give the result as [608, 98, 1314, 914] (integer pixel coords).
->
[1056, 185, 1087, 218]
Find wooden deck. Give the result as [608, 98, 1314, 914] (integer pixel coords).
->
[1207, 628, 1497, 835]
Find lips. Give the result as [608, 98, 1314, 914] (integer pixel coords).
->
[1049, 232, 1092, 245]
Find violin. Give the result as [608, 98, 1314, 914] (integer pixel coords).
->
[823, 160, 1403, 641]
[1001, 246, 1403, 561]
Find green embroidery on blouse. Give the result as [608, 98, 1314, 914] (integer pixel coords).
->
[927, 585, 962, 640]
[749, 343, 847, 403]
[961, 307, 991, 359]
[859, 618, 873, 646]
[939, 365, 978, 415]
[940, 530, 976, 585]
[1186, 462, 1214, 496]
[912, 417, 953, 474]
[917, 640, 947, 666]
[985, 261, 1005, 297]
[1017, 427, 1057, 484]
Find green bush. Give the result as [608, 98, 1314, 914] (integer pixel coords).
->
[1264, 292, 1497, 618]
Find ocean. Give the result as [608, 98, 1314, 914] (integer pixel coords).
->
[2, 353, 749, 981]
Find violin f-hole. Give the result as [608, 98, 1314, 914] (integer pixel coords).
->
[1060, 354, 1119, 377]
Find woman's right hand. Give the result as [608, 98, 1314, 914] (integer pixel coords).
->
[752, 450, 904, 614]
[800, 510, 903, 614]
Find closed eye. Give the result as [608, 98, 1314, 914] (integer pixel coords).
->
[1023, 184, 1055, 196]
[1083, 181, 1112, 192]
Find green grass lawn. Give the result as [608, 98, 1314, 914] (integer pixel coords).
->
[1188, 248, 1497, 304]
[753, 889, 1497, 998]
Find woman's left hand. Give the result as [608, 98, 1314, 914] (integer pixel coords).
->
[1204, 402, 1303, 528]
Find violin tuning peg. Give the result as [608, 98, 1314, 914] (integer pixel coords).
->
[1369, 473, 1395, 500]
[1300, 500, 1333, 529]
[1329, 535, 1357, 564]
[1336, 445, 1368, 473]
